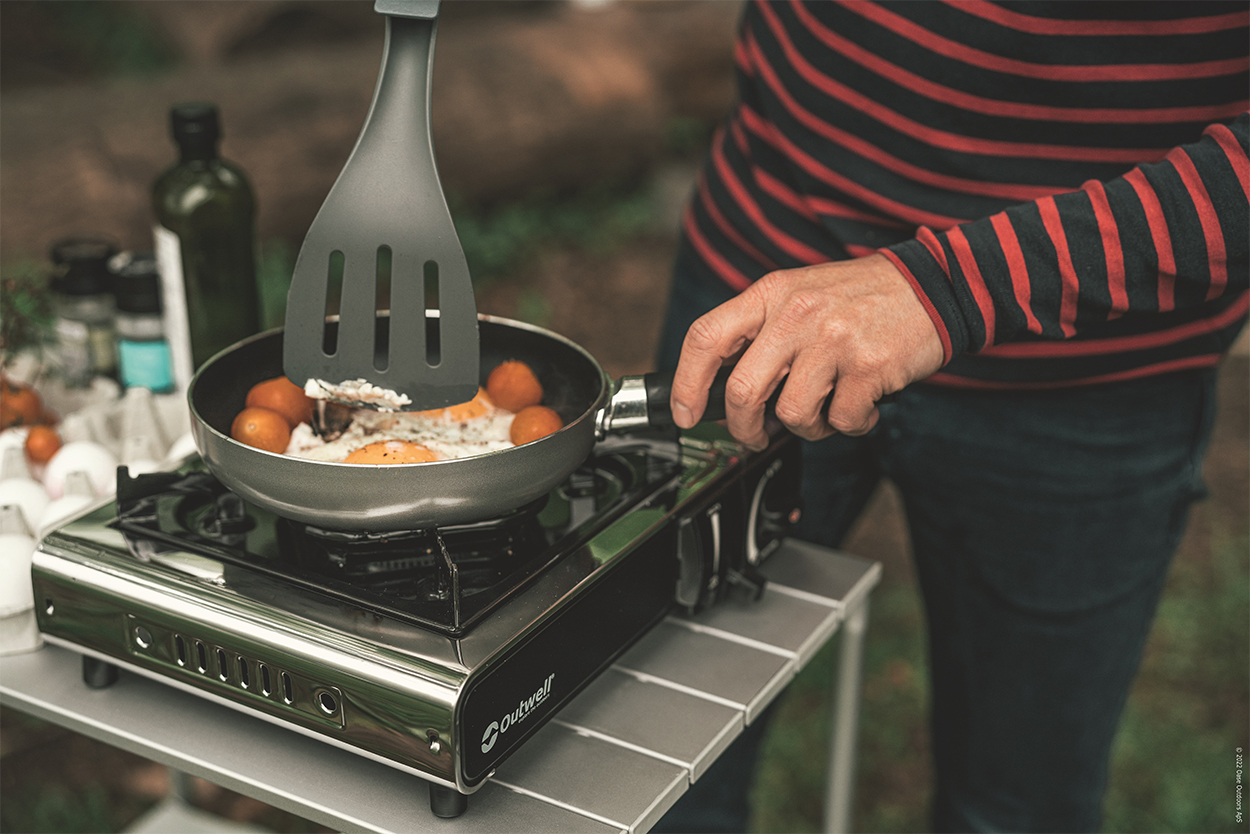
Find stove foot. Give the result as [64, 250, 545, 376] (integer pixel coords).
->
[82, 656, 119, 689]
[429, 784, 468, 818]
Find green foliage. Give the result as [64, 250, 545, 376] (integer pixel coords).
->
[450, 184, 657, 284]
[665, 116, 715, 158]
[750, 579, 930, 834]
[256, 186, 657, 327]
[514, 288, 553, 328]
[750, 640, 837, 833]
[1, 259, 54, 366]
[257, 239, 296, 331]
[246, 181, 655, 330]
[0, 782, 119, 834]
[45, 2, 178, 79]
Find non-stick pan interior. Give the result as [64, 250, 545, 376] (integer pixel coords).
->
[192, 317, 606, 438]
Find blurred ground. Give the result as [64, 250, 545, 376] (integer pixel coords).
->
[1, 3, 1247, 833]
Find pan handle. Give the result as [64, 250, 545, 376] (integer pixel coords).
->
[597, 368, 899, 435]
[642, 367, 732, 425]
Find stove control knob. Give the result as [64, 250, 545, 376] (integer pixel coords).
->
[674, 516, 705, 611]
[674, 505, 722, 612]
[745, 441, 801, 565]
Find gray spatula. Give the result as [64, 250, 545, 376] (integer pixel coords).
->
[283, 0, 479, 412]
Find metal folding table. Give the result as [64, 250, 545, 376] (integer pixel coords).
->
[1, 539, 879, 834]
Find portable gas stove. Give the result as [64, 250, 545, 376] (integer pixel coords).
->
[31, 427, 800, 816]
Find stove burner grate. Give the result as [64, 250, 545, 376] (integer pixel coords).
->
[277, 497, 550, 601]
[112, 443, 683, 637]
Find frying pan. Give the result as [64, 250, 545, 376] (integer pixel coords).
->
[190, 315, 719, 531]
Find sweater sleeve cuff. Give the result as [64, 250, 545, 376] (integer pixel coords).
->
[880, 239, 971, 362]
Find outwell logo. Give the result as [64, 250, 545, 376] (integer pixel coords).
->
[480, 673, 555, 754]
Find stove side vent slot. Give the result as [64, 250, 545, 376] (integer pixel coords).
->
[126, 617, 344, 729]
[238, 654, 252, 688]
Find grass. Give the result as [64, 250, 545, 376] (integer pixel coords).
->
[1102, 530, 1250, 834]
[750, 524, 1250, 834]
[253, 182, 660, 330]
[750, 575, 931, 833]
[0, 783, 117, 834]
[450, 184, 658, 283]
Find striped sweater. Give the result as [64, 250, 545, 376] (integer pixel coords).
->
[683, 0, 1250, 388]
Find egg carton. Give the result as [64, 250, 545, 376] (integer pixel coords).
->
[0, 386, 196, 655]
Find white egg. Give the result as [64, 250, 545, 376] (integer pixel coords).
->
[0, 478, 50, 532]
[43, 441, 118, 499]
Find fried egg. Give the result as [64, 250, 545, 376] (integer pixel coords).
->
[343, 440, 440, 464]
[285, 388, 516, 464]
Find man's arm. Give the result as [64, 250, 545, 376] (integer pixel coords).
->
[670, 114, 1249, 448]
[884, 114, 1249, 359]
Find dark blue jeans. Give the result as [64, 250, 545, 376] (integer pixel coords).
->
[652, 242, 1216, 833]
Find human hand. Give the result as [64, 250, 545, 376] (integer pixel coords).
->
[670, 254, 945, 449]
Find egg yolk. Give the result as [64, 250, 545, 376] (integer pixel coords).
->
[412, 388, 494, 422]
[343, 440, 441, 464]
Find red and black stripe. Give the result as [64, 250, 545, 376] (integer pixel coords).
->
[684, 0, 1249, 388]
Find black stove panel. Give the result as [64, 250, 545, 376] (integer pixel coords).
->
[459, 524, 677, 785]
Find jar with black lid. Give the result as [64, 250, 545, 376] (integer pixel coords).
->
[50, 238, 118, 387]
[110, 251, 174, 393]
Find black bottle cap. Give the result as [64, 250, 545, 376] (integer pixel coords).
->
[170, 101, 221, 157]
[50, 238, 118, 297]
[109, 251, 163, 315]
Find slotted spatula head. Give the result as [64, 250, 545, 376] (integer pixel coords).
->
[284, 0, 479, 412]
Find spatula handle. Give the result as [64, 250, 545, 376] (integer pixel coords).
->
[374, 0, 439, 19]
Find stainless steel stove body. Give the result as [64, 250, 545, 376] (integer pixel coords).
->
[31, 428, 800, 802]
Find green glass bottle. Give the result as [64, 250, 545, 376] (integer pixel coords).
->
[152, 102, 260, 393]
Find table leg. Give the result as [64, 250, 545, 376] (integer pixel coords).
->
[169, 769, 197, 803]
[823, 598, 869, 834]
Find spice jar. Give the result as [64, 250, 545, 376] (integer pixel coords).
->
[110, 251, 174, 393]
[49, 238, 118, 387]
